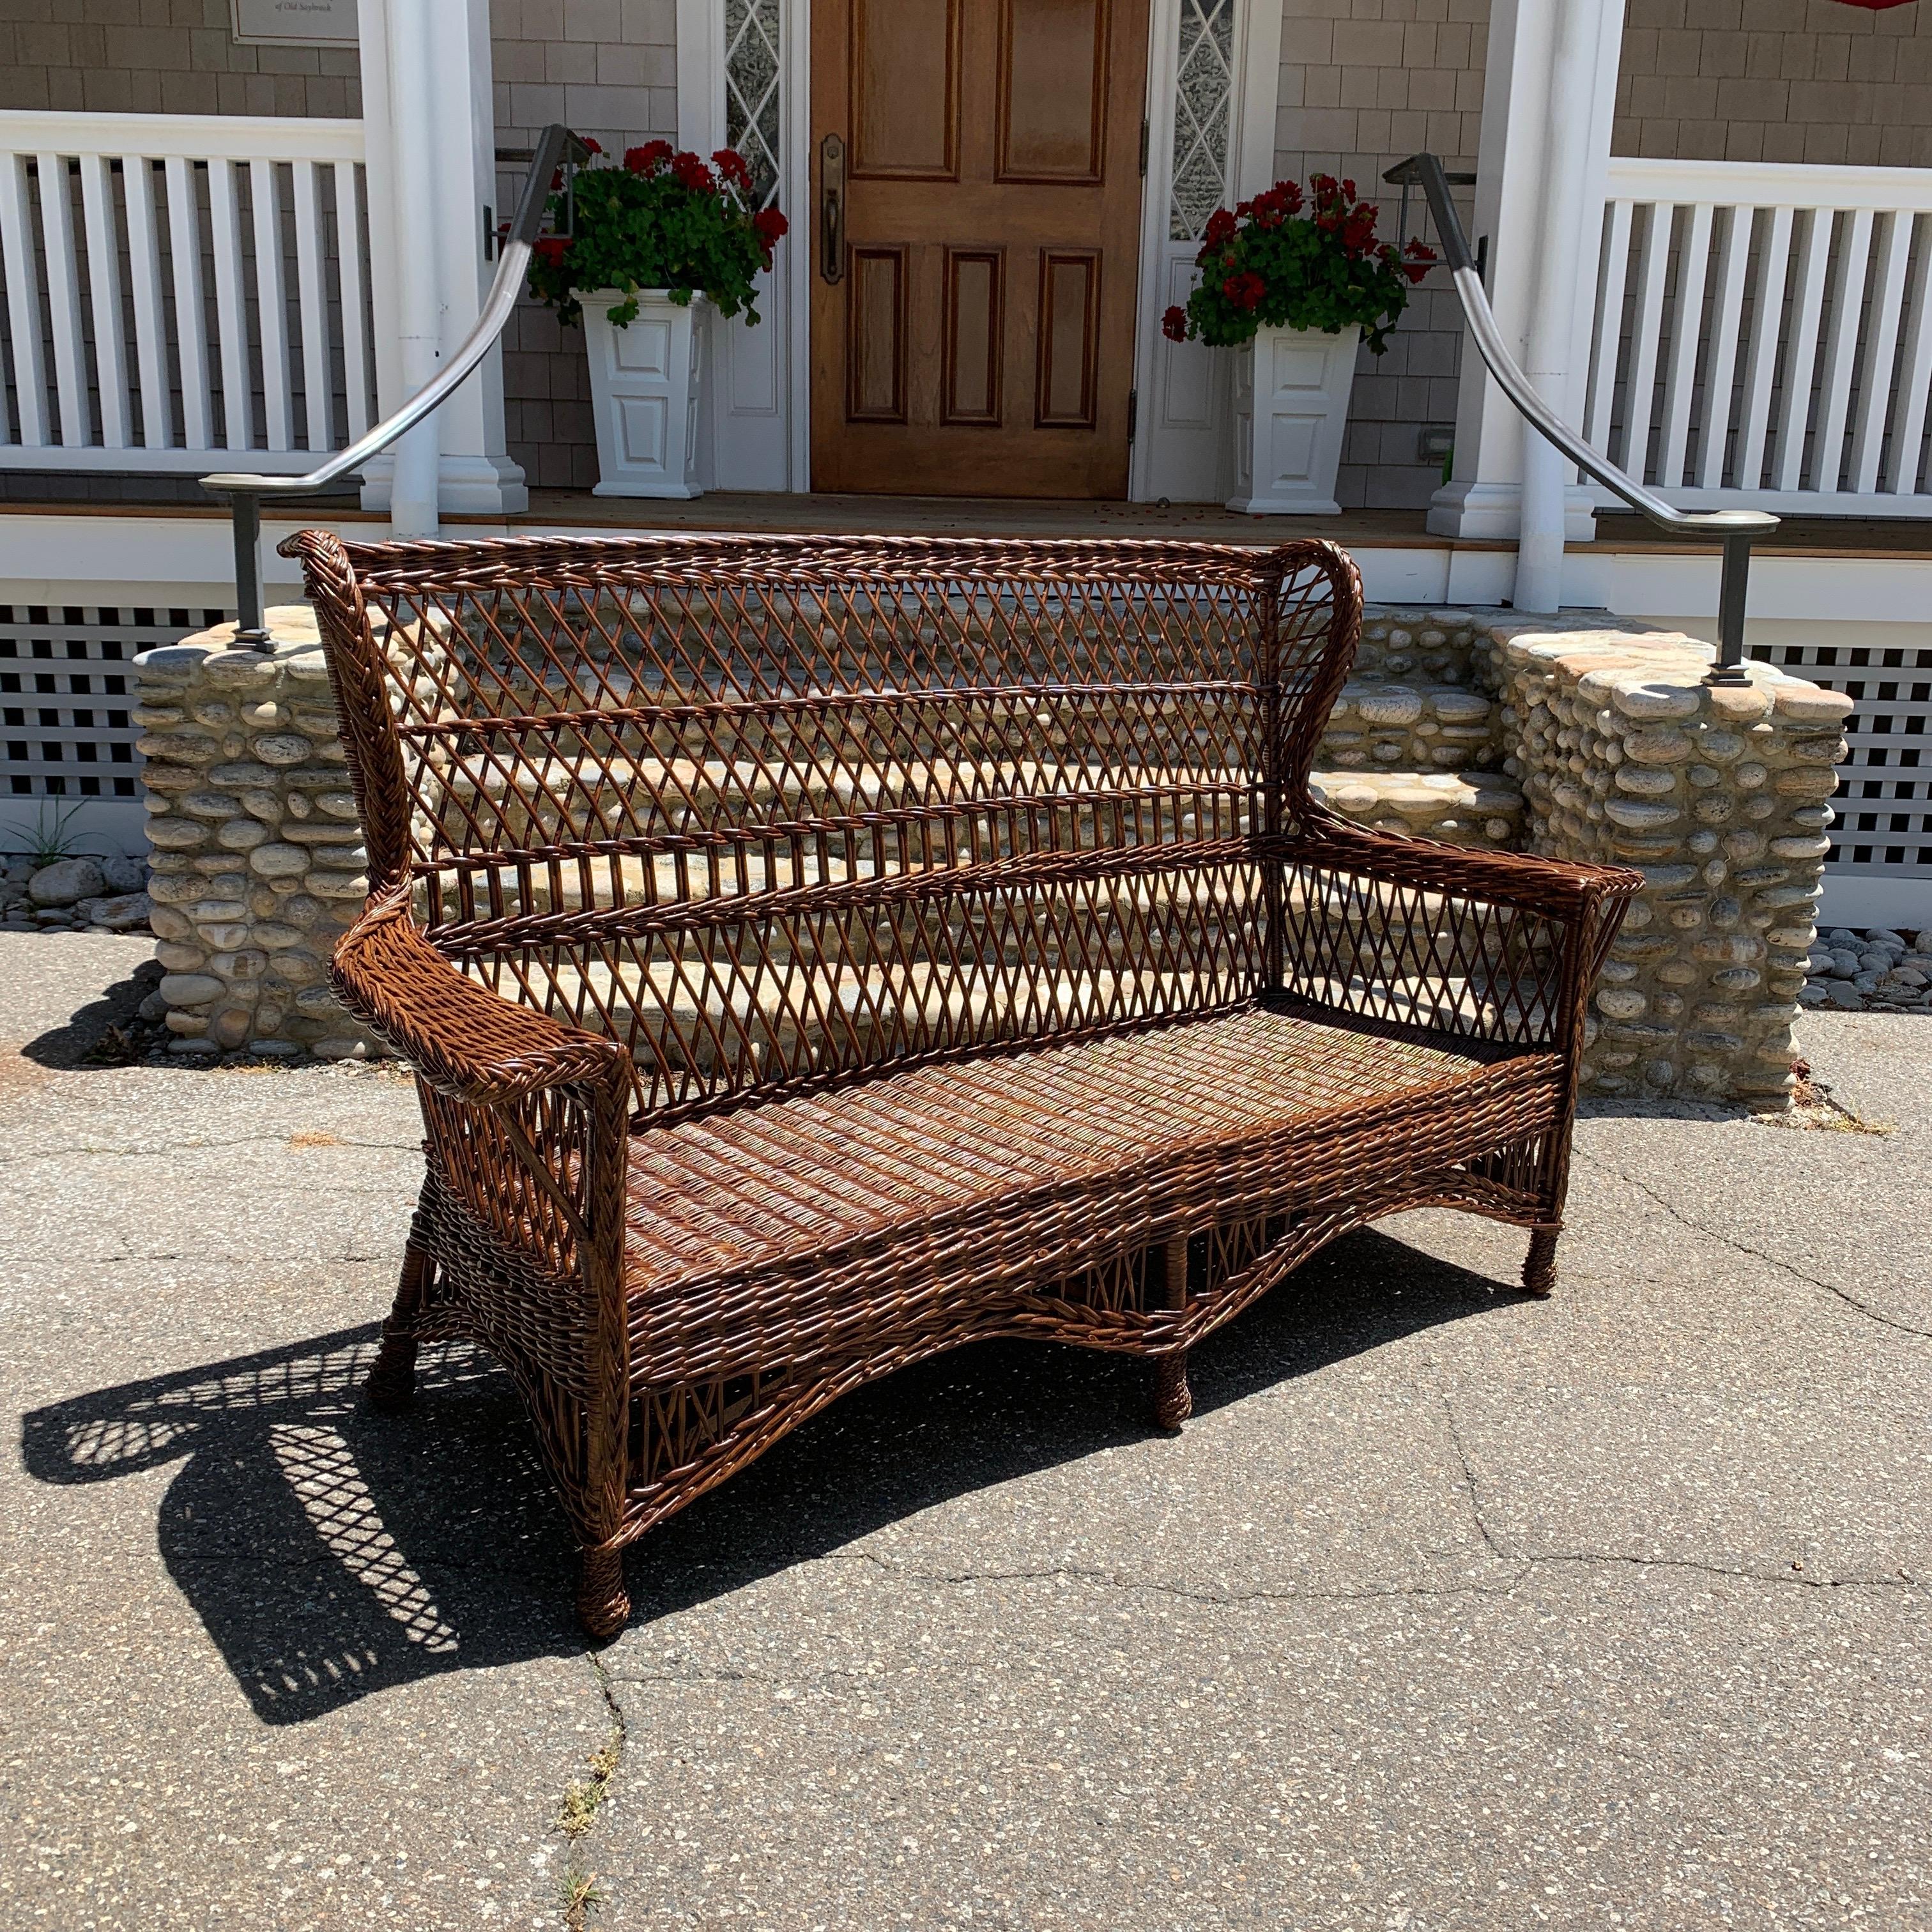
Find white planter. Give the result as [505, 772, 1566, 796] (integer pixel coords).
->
[1226, 322, 1360, 516]
[582, 289, 709, 498]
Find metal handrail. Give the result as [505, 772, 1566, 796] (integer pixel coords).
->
[1384, 153, 1776, 683]
[201, 123, 585, 648]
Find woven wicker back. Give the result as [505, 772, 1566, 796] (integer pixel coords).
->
[292, 532, 1360, 1119]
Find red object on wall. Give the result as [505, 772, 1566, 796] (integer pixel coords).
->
[1829, 0, 1915, 10]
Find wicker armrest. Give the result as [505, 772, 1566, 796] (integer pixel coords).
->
[1275, 813, 1643, 924]
[1268, 813, 1641, 1048]
[332, 890, 629, 1107]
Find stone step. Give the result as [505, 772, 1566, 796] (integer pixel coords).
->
[1314, 678, 1503, 774]
[1308, 768, 1526, 852]
[1353, 608, 1491, 687]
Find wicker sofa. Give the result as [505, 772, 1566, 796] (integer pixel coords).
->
[289, 529, 1638, 1637]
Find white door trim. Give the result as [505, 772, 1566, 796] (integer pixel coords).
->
[1130, 0, 1282, 503]
[678, 0, 1280, 500]
[675, 0, 809, 491]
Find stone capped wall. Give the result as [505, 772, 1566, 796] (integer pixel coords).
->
[1492, 623, 1853, 1107]
[132, 610, 382, 1060]
[1309, 768, 1524, 850]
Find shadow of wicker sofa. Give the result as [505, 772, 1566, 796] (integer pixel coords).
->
[288, 529, 1638, 1636]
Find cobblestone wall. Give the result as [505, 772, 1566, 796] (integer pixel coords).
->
[1492, 622, 1853, 1107]
[133, 610, 383, 1060]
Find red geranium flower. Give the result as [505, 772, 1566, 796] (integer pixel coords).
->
[1162, 304, 1188, 342]
[1249, 180, 1301, 225]
[580, 136, 603, 156]
[1222, 270, 1266, 310]
[751, 205, 788, 260]
[713, 148, 753, 190]
[533, 235, 571, 266]
[1401, 238, 1438, 285]
[1204, 208, 1237, 247]
[1342, 213, 1376, 253]
[671, 150, 717, 194]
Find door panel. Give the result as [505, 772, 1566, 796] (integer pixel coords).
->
[942, 249, 1004, 425]
[1036, 251, 1099, 427]
[847, 247, 908, 422]
[999, 0, 1107, 182]
[850, 0, 960, 180]
[811, 0, 1149, 498]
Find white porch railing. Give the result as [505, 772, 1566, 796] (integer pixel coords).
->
[1583, 157, 1932, 518]
[0, 111, 374, 475]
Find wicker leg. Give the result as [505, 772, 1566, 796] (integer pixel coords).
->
[1522, 1226, 1560, 1299]
[577, 1545, 631, 1641]
[1150, 1351, 1193, 1432]
[365, 1245, 428, 1413]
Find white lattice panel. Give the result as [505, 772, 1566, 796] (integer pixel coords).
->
[1748, 636, 1932, 929]
[0, 598, 229, 857]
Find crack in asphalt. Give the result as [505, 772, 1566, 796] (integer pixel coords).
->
[600, 1554, 1928, 1693]
[0, 1132, 420, 1163]
[1438, 1388, 1509, 1561]
[798, 1543, 1925, 1607]
[1609, 1167, 1932, 1342]
[0, 1246, 406, 1266]
[549, 1650, 631, 1929]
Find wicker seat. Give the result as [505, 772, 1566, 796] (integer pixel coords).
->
[289, 529, 1638, 1637]
[622, 1008, 1534, 1291]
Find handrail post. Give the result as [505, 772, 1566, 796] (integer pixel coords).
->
[1713, 531, 1754, 686]
[228, 490, 272, 651]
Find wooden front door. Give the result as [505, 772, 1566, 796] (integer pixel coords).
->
[809, 0, 1151, 498]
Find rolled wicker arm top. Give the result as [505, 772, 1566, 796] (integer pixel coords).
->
[333, 890, 628, 1106]
[1280, 811, 1642, 921]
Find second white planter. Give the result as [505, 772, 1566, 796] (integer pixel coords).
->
[1227, 322, 1360, 517]
[581, 289, 709, 499]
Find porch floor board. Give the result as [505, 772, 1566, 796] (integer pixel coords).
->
[4, 485, 1932, 559]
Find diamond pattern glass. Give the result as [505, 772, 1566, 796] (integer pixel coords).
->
[724, 0, 784, 210]
[1169, 0, 1234, 241]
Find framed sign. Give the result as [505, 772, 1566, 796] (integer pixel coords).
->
[230, 0, 358, 47]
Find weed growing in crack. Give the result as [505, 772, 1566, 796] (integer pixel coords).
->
[558, 1869, 604, 1931]
[554, 1655, 627, 1927]
[1759, 1063, 1897, 1136]
[557, 1729, 622, 1838]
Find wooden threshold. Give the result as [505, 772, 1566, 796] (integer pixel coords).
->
[483, 492, 1507, 549]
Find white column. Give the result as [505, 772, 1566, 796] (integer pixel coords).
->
[358, 0, 528, 525]
[1429, 0, 1624, 578]
[383, 0, 440, 535]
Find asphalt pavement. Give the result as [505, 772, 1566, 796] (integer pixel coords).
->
[1, 932, 1926, 1929]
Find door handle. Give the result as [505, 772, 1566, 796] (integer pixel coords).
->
[820, 133, 845, 284]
